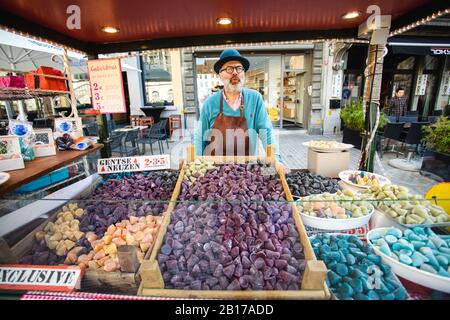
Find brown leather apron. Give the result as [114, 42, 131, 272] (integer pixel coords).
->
[206, 92, 250, 156]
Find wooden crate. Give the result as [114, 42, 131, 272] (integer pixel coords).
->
[138, 145, 331, 299]
[0, 168, 184, 295]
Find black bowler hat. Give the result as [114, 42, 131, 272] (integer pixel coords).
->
[213, 48, 250, 74]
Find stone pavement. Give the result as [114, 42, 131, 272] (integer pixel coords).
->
[137, 128, 438, 196]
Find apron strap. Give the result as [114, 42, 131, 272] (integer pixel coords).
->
[240, 93, 245, 118]
[219, 93, 223, 115]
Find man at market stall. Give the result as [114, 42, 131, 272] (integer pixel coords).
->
[194, 48, 288, 172]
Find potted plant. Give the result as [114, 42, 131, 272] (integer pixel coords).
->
[340, 99, 387, 149]
[421, 116, 450, 181]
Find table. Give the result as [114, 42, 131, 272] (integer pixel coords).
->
[113, 125, 148, 132]
[0, 143, 103, 195]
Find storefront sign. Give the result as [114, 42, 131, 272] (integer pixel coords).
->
[430, 48, 450, 55]
[0, 265, 83, 292]
[87, 58, 126, 114]
[97, 155, 170, 174]
[414, 74, 428, 96]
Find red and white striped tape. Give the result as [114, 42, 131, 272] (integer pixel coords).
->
[21, 291, 203, 300]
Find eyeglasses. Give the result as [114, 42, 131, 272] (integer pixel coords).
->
[219, 66, 244, 74]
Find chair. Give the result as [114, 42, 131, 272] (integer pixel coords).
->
[159, 119, 170, 148]
[398, 115, 418, 123]
[123, 128, 140, 156]
[138, 123, 163, 155]
[427, 116, 439, 124]
[140, 116, 155, 127]
[378, 122, 405, 159]
[83, 122, 98, 136]
[130, 115, 141, 126]
[432, 110, 442, 116]
[107, 119, 117, 135]
[401, 122, 429, 162]
[110, 132, 126, 156]
[387, 116, 398, 123]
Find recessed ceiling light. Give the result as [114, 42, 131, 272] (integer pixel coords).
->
[216, 17, 233, 25]
[342, 11, 360, 19]
[101, 26, 120, 33]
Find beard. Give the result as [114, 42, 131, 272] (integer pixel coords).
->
[221, 75, 245, 93]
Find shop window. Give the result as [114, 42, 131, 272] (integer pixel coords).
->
[424, 55, 439, 70]
[141, 50, 174, 106]
[397, 56, 415, 70]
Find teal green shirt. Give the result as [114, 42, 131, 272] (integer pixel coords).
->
[194, 88, 282, 162]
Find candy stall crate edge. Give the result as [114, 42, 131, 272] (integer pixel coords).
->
[0, 168, 184, 295]
[137, 145, 331, 300]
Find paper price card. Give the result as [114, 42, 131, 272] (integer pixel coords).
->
[87, 58, 126, 114]
[98, 155, 170, 174]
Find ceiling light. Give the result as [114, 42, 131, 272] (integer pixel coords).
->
[342, 11, 360, 19]
[216, 17, 233, 25]
[101, 26, 120, 33]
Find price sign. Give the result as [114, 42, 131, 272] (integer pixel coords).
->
[87, 58, 126, 114]
[98, 155, 170, 174]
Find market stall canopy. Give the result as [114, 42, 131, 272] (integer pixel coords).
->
[0, 30, 141, 73]
[0, 0, 448, 54]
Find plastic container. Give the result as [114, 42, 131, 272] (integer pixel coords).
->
[367, 228, 450, 293]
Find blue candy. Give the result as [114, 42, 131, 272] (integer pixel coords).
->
[399, 254, 413, 265]
[420, 264, 438, 274]
[367, 254, 382, 264]
[328, 260, 338, 270]
[346, 253, 356, 265]
[411, 241, 426, 250]
[349, 279, 364, 293]
[436, 255, 448, 268]
[379, 244, 392, 257]
[335, 263, 349, 276]
[411, 251, 426, 267]
[384, 235, 398, 244]
[327, 270, 342, 286]
[354, 293, 370, 300]
[386, 228, 402, 238]
[367, 290, 380, 300]
[393, 287, 408, 300]
[399, 248, 413, 257]
[381, 293, 396, 300]
[337, 283, 354, 298]
[438, 267, 450, 278]
[338, 239, 349, 249]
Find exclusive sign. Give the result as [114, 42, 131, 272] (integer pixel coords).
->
[0, 265, 83, 292]
[98, 155, 170, 174]
[430, 48, 450, 55]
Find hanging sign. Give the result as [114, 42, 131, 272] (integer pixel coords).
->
[87, 58, 126, 114]
[97, 155, 170, 174]
[0, 265, 83, 292]
[331, 73, 343, 98]
[415, 74, 428, 96]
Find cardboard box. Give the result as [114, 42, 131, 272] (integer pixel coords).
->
[307, 148, 350, 178]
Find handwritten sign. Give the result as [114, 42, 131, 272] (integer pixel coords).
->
[87, 58, 126, 114]
[98, 155, 170, 174]
[0, 265, 83, 292]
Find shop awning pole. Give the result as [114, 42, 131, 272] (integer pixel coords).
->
[63, 48, 78, 118]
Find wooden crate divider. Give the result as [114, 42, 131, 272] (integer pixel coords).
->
[138, 144, 330, 299]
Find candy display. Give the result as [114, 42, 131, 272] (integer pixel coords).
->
[308, 141, 350, 150]
[311, 234, 408, 300]
[285, 171, 339, 197]
[369, 227, 450, 278]
[20, 203, 89, 265]
[79, 171, 179, 237]
[76, 215, 163, 272]
[297, 190, 374, 219]
[158, 163, 306, 290]
[347, 171, 380, 187]
[362, 185, 449, 225]
[184, 159, 215, 184]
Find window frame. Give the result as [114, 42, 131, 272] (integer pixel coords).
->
[140, 54, 175, 107]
